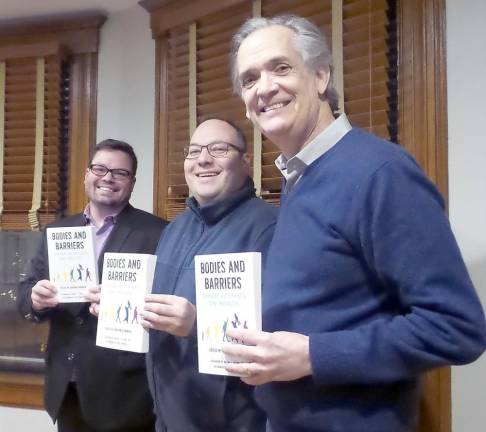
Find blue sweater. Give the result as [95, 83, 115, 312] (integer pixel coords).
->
[147, 179, 278, 432]
[256, 128, 486, 432]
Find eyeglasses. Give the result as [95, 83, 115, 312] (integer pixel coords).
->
[88, 164, 132, 180]
[183, 142, 243, 159]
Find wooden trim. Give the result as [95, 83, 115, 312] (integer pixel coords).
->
[252, 0, 262, 17]
[398, 0, 450, 431]
[0, 372, 44, 409]
[251, 0, 262, 196]
[0, 14, 106, 54]
[188, 23, 197, 137]
[153, 37, 169, 217]
[0, 41, 68, 60]
[398, 0, 448, 200]
[417, 368, 451, 432]
[332, 0, 344, 112]
[0, 61, 5, 218]
[253, 128, 262, 196]
[68, 53, 99, 215]
[149, 0, 247, 36]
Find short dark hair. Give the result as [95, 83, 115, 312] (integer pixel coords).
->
[90, 139, 138, 175]
[197, 117, 248, 152]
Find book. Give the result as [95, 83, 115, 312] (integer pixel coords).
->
[96, 253, 156, 353]
[46, 226, 98, 303]
[195, 252, 262, 376]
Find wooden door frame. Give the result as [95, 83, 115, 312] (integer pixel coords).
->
[398, 0, 450, 430]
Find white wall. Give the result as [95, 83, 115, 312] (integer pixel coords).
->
[447, 0, 486, 430]
[96, 4, 155, 213]
[0, 406, 56, 431]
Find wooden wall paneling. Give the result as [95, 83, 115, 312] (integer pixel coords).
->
[398, 1, 450, 431]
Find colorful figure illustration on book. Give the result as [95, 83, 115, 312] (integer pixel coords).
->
[202, 312, 249, 342]
[222, 318, 229, 342]
[123, 300, 132, 323]
[132, 306, 139, 324]
[56, 263, 95, 284]
[76, 264, 84, 281]
[101, 300, 143, 326]
[231, 313, 241, 328]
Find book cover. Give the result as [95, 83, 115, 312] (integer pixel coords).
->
[47, 226, 98, 303]
[195, 252, 262, 376]
[96, 253, 156, 353]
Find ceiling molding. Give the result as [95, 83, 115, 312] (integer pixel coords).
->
[139, 0, 175, 12]
[0, 11, 107, 36]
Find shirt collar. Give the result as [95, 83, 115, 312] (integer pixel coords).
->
[275, 113, 352, 179]
[83, 203, 119, 226]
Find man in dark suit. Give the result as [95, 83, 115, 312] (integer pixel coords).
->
[17, 139, 167, 432]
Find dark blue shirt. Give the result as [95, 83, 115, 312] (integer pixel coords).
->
[148, 179, 277, 432]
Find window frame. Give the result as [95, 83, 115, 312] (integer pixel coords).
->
[0, 12, 105, 409]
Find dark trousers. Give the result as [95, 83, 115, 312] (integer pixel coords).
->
[57, 383, 154, 432]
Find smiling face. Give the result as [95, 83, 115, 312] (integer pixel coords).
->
[84, 149, 135, 213]
[184, 119, 250, 206]
[237, 25, 332, 157]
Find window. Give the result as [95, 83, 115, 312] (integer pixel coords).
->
[0, 13, 105, 408]
[0, 47, 69, 230]
[144, 0, 449, 430]
[149, 0, 397, 219]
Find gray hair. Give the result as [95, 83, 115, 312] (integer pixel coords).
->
[230, 14, 340, 113]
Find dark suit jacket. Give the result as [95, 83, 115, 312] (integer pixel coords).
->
[17, 204, 167, 430]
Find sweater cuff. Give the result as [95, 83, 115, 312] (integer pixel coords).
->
[309, 331, 365, 386]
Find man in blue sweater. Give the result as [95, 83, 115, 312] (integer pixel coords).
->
[140, 118, 277, 432]
[223, 15, 486, 432]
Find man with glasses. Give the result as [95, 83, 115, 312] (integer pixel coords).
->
[141, 118, 278, 432]
[17, 139, 167, 432]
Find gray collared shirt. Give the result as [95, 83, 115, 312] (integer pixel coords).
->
[275, 113, 352, 192]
